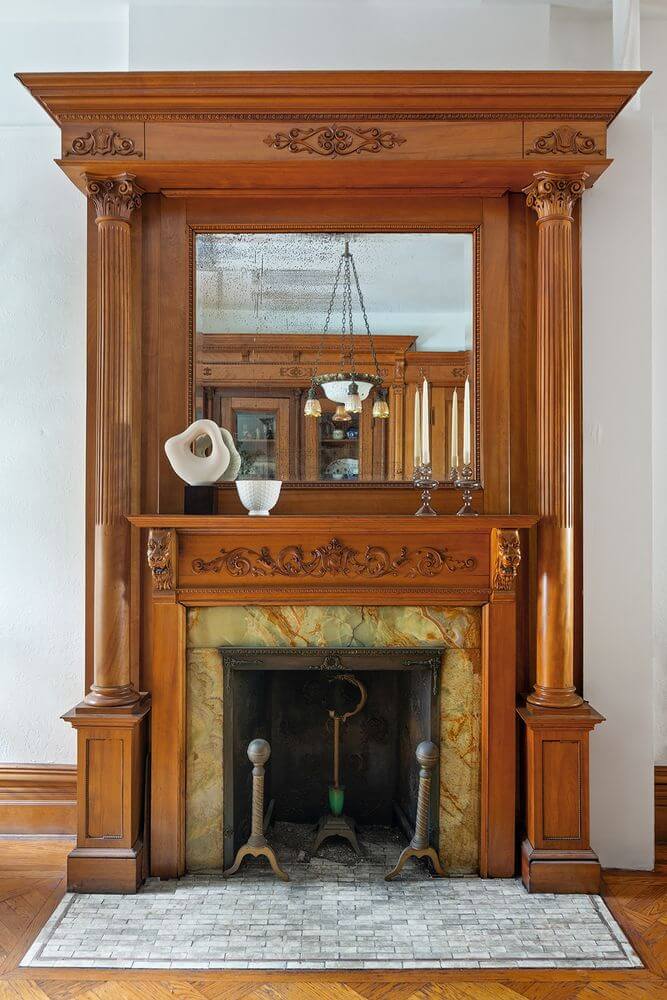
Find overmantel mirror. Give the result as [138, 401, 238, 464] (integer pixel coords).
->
[193, 230, 478, 486]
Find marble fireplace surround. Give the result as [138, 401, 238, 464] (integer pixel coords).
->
[185, 605, 482, 875]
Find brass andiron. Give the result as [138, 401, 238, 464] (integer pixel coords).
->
[455, 463, 480, 517]
[223, 738, 289, 882]
[385, 740, 446, 880]
[412, 462, 438, 516]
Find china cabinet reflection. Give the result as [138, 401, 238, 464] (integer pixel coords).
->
[219, 395, 292, 480]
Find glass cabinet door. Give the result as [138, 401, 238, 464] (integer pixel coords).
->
[317, 402, 360, 482]
[222, 397, 290, 480]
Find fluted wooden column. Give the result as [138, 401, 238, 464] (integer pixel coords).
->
[524, 172, 586, 709]
[85, 175, 142, 707]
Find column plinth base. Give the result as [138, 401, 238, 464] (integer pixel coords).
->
[527, 684, 583, 709]
[64, 696, 151, 893]
[83, 683, 142, 708]
[518, 701, 604, 894]
[68, 840, 144, 894]
[521, 838, 601, 893]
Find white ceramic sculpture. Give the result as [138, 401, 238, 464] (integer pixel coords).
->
[218, 427, 242, 481]
[236, 480, 282, 516]
[164, 419, 231, 486]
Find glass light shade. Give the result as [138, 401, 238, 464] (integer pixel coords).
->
[344, 381, 362, 415]
[332, 404, 352, 423]
[372, 395, 390, 419]
[304, 390, 322, 418]
[320, 378, 375, 405]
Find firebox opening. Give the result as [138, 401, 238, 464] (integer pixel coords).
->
[221, 648, 442, 870]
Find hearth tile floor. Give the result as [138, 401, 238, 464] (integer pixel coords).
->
[21, 863, 641, 971]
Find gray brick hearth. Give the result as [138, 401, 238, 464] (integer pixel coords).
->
[21, 861, 641, 971]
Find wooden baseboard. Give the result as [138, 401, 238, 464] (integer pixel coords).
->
[656, 765, 667, 847]
[0, 764, 76, 835]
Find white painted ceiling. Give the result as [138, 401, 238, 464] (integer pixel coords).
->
[196, 232, 474, 350]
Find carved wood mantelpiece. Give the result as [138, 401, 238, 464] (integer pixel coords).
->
[130, 513, 534, 880]
[17, 70, 647, 895]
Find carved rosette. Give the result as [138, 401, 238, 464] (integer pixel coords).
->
[85, 174, 143, 222]
[148, 529, 175, 592]
[263, 124, 406, 157]
[523, 171, 587, 222]
[192, 536, 476, 578]
[493, 530, 521, 591]
[526, 126, 603, 157]
[66, 127, 141, 157]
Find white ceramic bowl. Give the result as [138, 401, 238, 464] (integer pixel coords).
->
[236, 480, 282, 516]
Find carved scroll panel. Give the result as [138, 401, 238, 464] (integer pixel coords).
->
[177, 531, 489, 595]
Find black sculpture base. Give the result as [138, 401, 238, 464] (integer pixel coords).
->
[184, 484, 217, 515]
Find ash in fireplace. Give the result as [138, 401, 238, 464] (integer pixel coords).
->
[270, 821, 407, 869]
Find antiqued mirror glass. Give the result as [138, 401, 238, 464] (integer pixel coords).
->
[194, 232, 476, 484]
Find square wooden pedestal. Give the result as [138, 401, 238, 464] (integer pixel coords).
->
[518, 702, 605, 893]
[63, 695, 151, 893]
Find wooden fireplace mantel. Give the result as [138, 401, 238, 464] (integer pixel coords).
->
[131, 512, 534, 880]
[17, 69, 646, 895]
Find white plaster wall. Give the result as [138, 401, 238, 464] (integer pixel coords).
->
[129, 2, 550, 70]
[642, 21, 667, 765]
[583, 112, 655, 869]
[0, 5, 128, 763]
[0, 0, 662, 867]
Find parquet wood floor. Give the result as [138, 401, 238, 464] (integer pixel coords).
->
[0, 839, 665, 999]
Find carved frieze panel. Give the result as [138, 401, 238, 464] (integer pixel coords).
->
[191, 536, 476, 579]
[62, 123, 144, 159]
[263, 123, 407, 157]
[523, 121, 606, 159]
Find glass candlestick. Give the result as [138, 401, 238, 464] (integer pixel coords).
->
[455, 463, 480, 516]
[412, 463, 438, 516]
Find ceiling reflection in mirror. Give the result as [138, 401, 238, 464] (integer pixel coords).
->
[194, 232, 476, 485]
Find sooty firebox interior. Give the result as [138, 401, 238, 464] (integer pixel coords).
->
[220, 647, 444, 869]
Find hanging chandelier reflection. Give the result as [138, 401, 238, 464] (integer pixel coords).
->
[304, 240, 389, 420]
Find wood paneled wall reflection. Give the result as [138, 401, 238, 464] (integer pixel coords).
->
[196, 334, 473, 482]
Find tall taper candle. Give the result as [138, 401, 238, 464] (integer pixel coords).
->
[421, 378, 430, 465]
[463, 377, 471, 465]
[413, 387, 422, 468]
[450, 387, 459, 470]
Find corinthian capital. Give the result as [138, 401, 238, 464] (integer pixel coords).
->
[84, 173, 143, 222]
[523, 171, 588, 222]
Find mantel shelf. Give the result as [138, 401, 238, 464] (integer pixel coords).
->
[129, 513, 538, 532]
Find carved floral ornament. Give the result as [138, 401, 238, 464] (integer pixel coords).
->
[147, 529, 174, 591]
[526, 125, 603, 157]
[493, 530, 521, 592]
[65, 127, 141, 157]
[263, 123, 407, 157]
[84, 174, 143, 222]
[192, 536, 477, 579]
[523, 171, 588, 222]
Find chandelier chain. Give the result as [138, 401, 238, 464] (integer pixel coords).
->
[350, 253, 381, 380]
